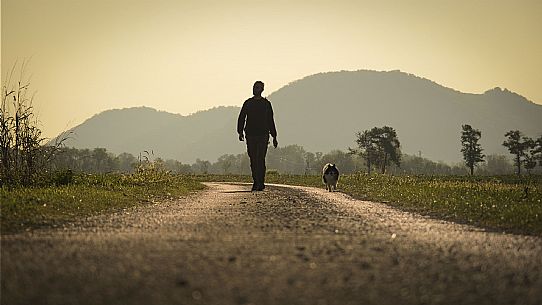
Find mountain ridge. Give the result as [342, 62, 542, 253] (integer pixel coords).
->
[56, 69, 542, 163]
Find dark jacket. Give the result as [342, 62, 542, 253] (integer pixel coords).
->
[237, 96, 277, 137]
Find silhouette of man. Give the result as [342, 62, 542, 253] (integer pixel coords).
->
[237, 81, 278, 191]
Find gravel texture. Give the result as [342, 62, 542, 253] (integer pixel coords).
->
[2, 182, 541, 305]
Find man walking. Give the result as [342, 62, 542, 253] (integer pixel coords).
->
[237, 81, 278, 191]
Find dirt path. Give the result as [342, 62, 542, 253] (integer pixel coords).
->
[2, 183, 541, 305]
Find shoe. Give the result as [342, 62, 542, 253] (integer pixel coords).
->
[251, 184, 258, 191]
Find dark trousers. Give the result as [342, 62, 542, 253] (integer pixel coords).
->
[246, 135, 269, 188]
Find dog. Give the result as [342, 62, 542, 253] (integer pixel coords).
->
[322, 163, 339, 192]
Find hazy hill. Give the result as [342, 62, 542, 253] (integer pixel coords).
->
[58, 70, 542, 163]
[271, 70, 542, 162]
[59, 106, 240, 162]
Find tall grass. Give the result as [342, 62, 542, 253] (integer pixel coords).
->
[1, 61, 69, 187]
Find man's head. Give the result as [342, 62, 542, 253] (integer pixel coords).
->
[253, 81, 264, 96]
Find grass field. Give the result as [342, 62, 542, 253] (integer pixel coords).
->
[198, 173, 542, 235]
[2, 172, 541, 236]
[0, 173, 204, 234]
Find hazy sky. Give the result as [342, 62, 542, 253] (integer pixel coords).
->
[2, 0, 542, 138]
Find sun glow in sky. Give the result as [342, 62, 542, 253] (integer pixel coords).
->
[2, 0, 542, 138]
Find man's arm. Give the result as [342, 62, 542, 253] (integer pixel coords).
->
[237, 101, 247, 141]
[267, 100, 278, 147]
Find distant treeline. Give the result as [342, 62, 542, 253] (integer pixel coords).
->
[47, 146, 534, 176]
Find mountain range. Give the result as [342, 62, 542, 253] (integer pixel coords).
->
[57, 70, 542, 163]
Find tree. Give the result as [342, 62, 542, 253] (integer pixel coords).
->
[523, 137, 538, 174]
[351, 129, 379, 174]
[164, 159, 192, 174]
[304, 152, 316, 175]
[532, 135, 542, 168]
[480, 155, 514, 175]
[523, 150, 537, 174]
[266, 145, 306, 174]
[351, 126, 401, 174]
[376, 126, 401, 174]
[320, 150, 358, 174]
[502, 130, 532, 175]
[117, 152, 137, 173]
[216, 154, 237, 174]
[194, 159, 211, 174]
[92, 148, 110, 173]
[460, 124, 485, 175]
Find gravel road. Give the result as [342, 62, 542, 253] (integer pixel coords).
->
[2, 182, 541, 305]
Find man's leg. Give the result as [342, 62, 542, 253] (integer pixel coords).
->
[246, 138, 258, 190]
[256, 136, 269, 190]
